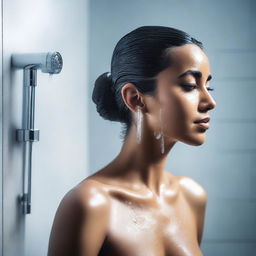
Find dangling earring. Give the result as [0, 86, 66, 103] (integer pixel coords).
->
[136, 108, 143, 144]
[153, 108, 165, 154]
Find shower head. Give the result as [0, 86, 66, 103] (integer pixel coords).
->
[11, 52, 63, 74]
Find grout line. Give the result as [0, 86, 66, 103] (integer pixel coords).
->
[203, 239, 256, 244]
[206, 49, 256, 53]
[211, 77, 256, 81]
[213, 118, 256, 123]
[207, 196, 256, 202]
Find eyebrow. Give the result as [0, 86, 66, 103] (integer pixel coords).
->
[178, 70, 212, 81]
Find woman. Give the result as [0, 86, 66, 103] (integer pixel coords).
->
[48, 26, 216, 256]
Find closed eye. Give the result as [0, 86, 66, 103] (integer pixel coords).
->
[181, 84, 214, 92]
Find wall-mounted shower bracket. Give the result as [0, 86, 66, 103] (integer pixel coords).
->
[16, 129, 40, 142]
[19, 193, 30, 214]
[12, 52, 63, 214]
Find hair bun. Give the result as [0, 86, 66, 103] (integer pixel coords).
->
[92, 72, 120, 122]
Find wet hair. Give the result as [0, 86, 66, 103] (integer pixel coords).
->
[92, 25, 203, 142]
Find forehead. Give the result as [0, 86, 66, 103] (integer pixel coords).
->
[164, 44, 210, 75]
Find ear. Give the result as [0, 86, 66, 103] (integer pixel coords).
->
[121, 83, 146, 113]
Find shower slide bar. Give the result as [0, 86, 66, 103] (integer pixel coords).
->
[11, 52, 63, 214]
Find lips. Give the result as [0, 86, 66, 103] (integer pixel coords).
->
[196, 122, 210, 129]
[194, 117, 210, 129]
[194, 117, 210, 123]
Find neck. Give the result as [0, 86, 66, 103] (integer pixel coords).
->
[113, 124, 177, 196]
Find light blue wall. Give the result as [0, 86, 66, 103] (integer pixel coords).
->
[3, 1, 89, 255]
[88, 0, 256, 255]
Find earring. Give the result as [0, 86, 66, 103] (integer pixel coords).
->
[136, 108, 143, 144]
[153, 108, 165, 154]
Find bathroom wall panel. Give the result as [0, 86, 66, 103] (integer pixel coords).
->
[203, 198, 256, 241]
[3, 1, 89, 255]
[211, 80, 256, 120]
[206, 122, 256, 151]
[211, 51, 256, 80]
[201, 241, 256, 256]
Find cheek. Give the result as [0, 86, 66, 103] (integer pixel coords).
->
[161, 91, 198, 133]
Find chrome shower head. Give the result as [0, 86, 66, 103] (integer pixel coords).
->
[11, 52, 63, 74]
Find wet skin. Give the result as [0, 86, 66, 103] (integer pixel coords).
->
[47, 44, 216, 256]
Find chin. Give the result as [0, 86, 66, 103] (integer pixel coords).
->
[180, 133, 206, 146]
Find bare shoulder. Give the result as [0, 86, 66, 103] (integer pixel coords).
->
[47, 179, 111, 256]
[75, 178, 112, 209]
[177, 175, 208, 207]
[177, 176, 208, 245]
[53, 178, 111, 219]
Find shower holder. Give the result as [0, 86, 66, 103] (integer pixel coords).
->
[16, 129, 40, 142]
[12, 51, 63, 214]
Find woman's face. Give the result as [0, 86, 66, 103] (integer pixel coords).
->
[145, 43, 216, 146]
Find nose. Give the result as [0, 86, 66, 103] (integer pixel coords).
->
[198, 88, 217, 112]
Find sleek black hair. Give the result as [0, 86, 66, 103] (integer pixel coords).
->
[92, 26, 203, 142]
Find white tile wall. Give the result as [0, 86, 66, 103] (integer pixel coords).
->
[3, 1, 89, 255]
